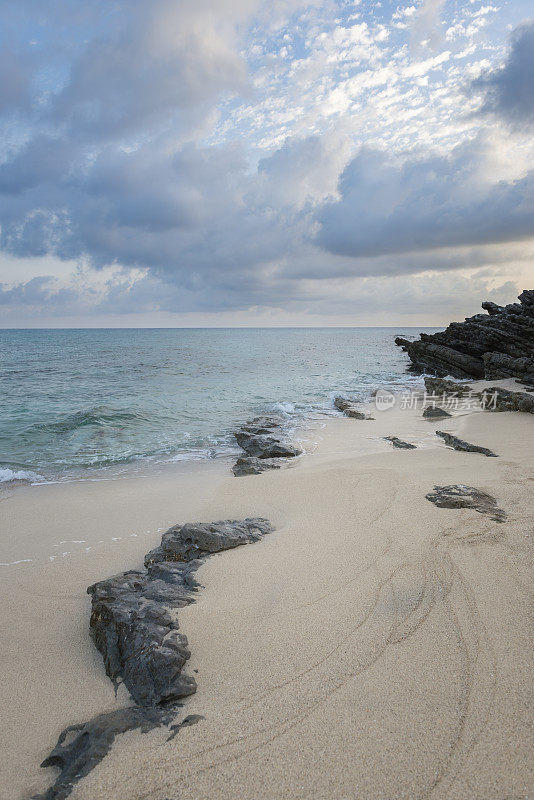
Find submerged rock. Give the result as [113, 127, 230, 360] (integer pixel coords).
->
[34, 705, 180, 800]
[383, 436, 417, 449]
[396, 289, 534, 382]
[232, 456, 283, 476]
[423, 406, 451, 419]
[425, 485, 506, 522]
[436, 430, 498, 457]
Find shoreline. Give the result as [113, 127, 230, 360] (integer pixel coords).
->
[1, 389, 533, 800]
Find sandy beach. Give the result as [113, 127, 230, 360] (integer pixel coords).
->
[1, 394, 533, 800]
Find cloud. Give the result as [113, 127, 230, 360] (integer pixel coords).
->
[472, 21, 534, 127]
[316, 136, 534, 259]
[0, 2, 532, 325]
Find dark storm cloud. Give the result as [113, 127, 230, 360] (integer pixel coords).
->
[472, 21, 534, 127]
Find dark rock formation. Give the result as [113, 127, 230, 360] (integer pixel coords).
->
[234, 415, 302, 460]
[89, 518, 273, 706]
[334, 396, 374, 419]
[38, 517, 273, 799]
[234, 431, 301, 458]
[424, 377, 472, 396]
[88, 566, 197, 707]
[33, 705, 182, 800]
[233, 415, 301, 474]
[333, 396, 354, 411]
[436, 431, 498, 457]
[344, 408, 374, 420]
[476, 386, 534, 414]
[232, 456, 283, 476]
[384, 436, 417, 449]
[425, 485, 506, 522]
[144, 518, 274, 566]
[396, 289, 534, 382]
[423, 406, 451, 419]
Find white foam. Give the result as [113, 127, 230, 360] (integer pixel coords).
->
[0, 467, 43, 484]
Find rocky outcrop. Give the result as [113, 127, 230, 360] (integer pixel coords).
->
[232, 456, 284, 476]
[423, 406, 451, 419]
[436, 431, 498, 457]
[233, 416, 301, 475]
[334, 396, 374, 419]
[383, 436, 416, 449]
[396, 289, 534, 383]
[344, 408, 374, 420]
[423, 377, 472, 396]
[37, 518, 273, 799]
[425, 485, 506, 522]
[476, 386, 534, 414]
[144, 518, 273, 567]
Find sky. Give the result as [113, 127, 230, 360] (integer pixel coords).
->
[0, 0, 533, 327]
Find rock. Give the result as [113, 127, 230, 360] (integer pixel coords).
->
[333, 396, 355, 411]
[423, 406, 451, 419]
[425, 485, 506, 522]
[239, 415, 284, 435]
[383, 436, 416, 449]
[233, 415, 302, 475]
[144, 518, 274, 566]
[475, 386, 534, 414]
[38, 517, 272, 799]
[34, 705, 181, 800]
[88, 519, 273, 707]
[344, 407, 374, 420]
[423, 377, 472, 396]
[234, 431, 302, 458]
[395, 289, 534, 383]
[436, 431, 498, 457]
[232, 456, 283, 476]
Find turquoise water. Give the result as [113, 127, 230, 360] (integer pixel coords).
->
[0, 328, 430, 483]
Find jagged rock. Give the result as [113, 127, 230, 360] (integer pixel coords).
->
[423, 406, 451, 419]
[333, 396, 354, 411]
[144, 518, 274, 566]
[233, 416, 301, 475]
[89, 519, 273, 707]
[475, 386, 534, 414]
[34, 705, 181, 800]
[38, 518, 272, 799]
[232, 456, 283, 476]
[425, 485, 506, 522]
[344, 407, 374, 420]
[239, 415, 284, 435]
[384, 436, 416, 449]
[88, 567, 197, 707]
[395, 289, 534, 382]
[234, 431, 302, 458]
[424, 377, 472, 396]
[436, 431, 498, 457]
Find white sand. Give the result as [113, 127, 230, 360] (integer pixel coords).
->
[1, 397, 533, 800]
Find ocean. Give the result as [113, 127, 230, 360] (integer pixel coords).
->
[0, 327, 432, 484]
